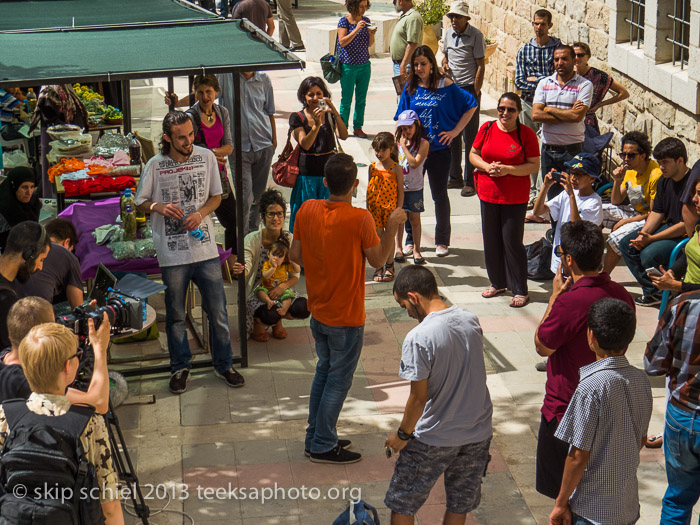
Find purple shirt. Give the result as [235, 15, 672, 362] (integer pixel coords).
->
[537, 273, 634, 422]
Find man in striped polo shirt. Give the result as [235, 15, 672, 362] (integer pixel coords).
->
[532, 44, 593, 201]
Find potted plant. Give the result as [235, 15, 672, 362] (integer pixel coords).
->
[415, 0, 448, 54]
[484, 36, 498, 64]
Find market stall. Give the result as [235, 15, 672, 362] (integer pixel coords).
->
[0, 3, 305, 371]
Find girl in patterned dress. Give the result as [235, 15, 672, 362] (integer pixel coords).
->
[254, 237, 300, 319]
[367, 132, 404, 282]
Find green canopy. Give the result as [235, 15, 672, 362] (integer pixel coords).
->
[0, 0, 216, 32]
[0, 20, 303, 87]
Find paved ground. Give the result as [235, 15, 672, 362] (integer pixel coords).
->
[106, 1, 691, 523]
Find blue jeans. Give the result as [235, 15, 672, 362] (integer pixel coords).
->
[618, 223, 684, 297]
[661, 402, 700, 524]
[339, 61, 371, 129]
[305, 317, 364, 454]
[161, 258, 234, 374]
[572, 515, 594, 525]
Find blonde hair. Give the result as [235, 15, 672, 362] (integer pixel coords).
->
[8, 296, 55, 349]
[18, 323, 78, 393]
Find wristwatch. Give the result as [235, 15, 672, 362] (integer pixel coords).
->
[397, 428, 415, 441]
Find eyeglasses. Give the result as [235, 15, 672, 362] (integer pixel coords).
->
[620, 152, 639, 159]
[265, 211, 285, 219]
[554, 246, 566, 257]
[574, 53, 587, 58]
[497, 106, 517, 114]
[67, 348, 84, 362]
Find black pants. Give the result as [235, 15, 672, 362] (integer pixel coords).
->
[215, 194, 237, 255]
[405, 148, 451, 247]
[480, 200, 528, 296]
[449, 85, 481, 188]
[536, 414, 570, 499]
[254, 297, 310, 326]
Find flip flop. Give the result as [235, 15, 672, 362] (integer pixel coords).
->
[481, 287, 506, 298]
[510, 295, 530, 308]
[525, 214, 547, 224]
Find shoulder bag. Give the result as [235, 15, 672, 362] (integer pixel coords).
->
[272, 111, 304, 188]
[321, 37, 343, 84]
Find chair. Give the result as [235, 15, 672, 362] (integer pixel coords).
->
[658, 238, 690, 318]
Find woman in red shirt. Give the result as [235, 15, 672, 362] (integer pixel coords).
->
[470, 92, 540, 307]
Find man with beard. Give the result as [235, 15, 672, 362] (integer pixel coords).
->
[0, 221, 50, 349]
[135, 111, 244, 394]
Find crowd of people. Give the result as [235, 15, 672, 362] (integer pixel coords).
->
[2, 1, 700, 524]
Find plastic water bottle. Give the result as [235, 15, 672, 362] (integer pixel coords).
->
[189, 228, 205, 241]
[26, 88, 37, 113]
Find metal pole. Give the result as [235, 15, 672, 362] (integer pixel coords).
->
[167, 76, 175, 111]
[233, 71, 248, 368]
[121, 80, 132, 134]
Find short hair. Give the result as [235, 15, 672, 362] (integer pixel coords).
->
[297, 77, 331, 107]
[258, 188, 287, 217]
[588, 298, 636, 352]
[324, 153, 358, 195]
[5, 221, 50, 259]
[193, 74, 221, 93]
[553, 44, 575, 60]
[533, 9, 552, 23]
[345, 0, 370, 15]
[393, 266, 439, 300]
[160, 111, 191, 155]
[559, 221, 605, 272]
[8, 296, 55, 349]
[653, 137, 688, 164]
[18, 323, 78, 393]
[45, 218, 78, 248]
[572, 42, 591, 56]
[620, 131, 652, 161]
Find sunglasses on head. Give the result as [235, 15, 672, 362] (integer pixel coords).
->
[497, 106, 517, 114]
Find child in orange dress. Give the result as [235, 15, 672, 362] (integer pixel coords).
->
[367, 132, 404, 282]
[255, 238, 300, 320]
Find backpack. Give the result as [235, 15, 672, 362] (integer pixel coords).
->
[526, 236, 555, 281]
[333, 499, 380, 525]
[0, 399, 105, 525]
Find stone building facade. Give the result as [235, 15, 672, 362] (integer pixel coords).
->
[468, 0, 700, 164]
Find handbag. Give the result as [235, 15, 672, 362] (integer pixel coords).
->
[271, 111, 304, 188]
[321, 38, 343, 84]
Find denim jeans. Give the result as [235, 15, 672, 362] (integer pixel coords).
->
[618, 223, 684, 297]
[306, 317, 364, 454]
[449, 85, 480, 188]
[661, 402, 700, 524]
[161, 258, 234, 374]
[405, 147, 451, 246]
[572, 514, 594, 525]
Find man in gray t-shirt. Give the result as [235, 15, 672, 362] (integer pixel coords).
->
[135, 111, 244, 395]
[384, 266, 493, 522]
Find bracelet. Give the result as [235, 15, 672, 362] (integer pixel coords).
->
[397, 428, 414, 441]
[150, 202, 158, 211]
[196, 211, 203, 221]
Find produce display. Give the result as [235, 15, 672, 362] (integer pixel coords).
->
[73, 84, 123, 122]
[103, 105, 124, 120]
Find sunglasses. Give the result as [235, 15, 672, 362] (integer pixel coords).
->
[620, 152, 639, 159]
[67, 348, 84, 362]
[265, 211, 285, 218]
[497, 106, 518, 114]
[574, 53, 588, 58]
[554, 246, 566, 257]
[447, 14, 466, 19]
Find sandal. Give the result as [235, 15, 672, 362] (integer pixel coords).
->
[394, 252, 406, 263]
[525, 213, 547, 224]
[382, 263, 395, 282]
[510, 295, 530, 308]
[271, 322, 288, 339]
[373, 267, 384, 282]
[481, 287, 506, 299]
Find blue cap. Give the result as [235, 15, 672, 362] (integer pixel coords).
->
[564, 152, 601, 179]
[397, 110, 419, 127]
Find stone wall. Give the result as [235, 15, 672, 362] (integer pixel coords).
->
[467, 0, 700, 163]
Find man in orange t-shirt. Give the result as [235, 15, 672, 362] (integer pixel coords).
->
[291, 153, 406, 464]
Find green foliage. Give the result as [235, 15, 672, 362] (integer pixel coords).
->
[415, 0, 448, 26]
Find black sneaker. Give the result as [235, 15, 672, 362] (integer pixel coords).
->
[289, 45, 306, 52]
[215, 368, 246, 388]
[635, 293, 663, 307]
[305, 439, 352, 457]
[310, 444, 361, 464]
[461, 185, 476, 197]
[535, 360, 547, 372]
[169, 369, 190, 394]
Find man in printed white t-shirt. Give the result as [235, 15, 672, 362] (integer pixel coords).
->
[135, 111, 245, 395]
[533, 152, 603, 274]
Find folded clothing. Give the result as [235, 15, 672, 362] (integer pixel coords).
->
[62, 175, 135, 197]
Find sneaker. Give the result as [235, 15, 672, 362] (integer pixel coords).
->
[289, 45, 306, 52]
[305, 439, 352, 457]
[535, 360, 547, 372]
[461, 185, 476, 197]
[169, 369, 190, 394]
[310, 444, 362, 464]
[447, 180, 463, 189]
[436, 245, 449, 257]
[215, 368, 246, 388]
[635, 293, 663, 307]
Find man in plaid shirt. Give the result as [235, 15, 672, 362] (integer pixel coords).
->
[645, 290, 700, 523]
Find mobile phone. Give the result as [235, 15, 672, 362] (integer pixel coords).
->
[318, 99, 326, 110]
[645, 267, 663, 278]
[385, 446, 393, 458]
[367, 23, 377, 29]
[550, 171, 565, 183]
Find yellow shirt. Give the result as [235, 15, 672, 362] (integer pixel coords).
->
[622, 160, 662, 214]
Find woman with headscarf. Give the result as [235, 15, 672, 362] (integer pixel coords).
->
[0, 166, 42, 252]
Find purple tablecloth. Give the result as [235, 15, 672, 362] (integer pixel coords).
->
[58, 197, 231, 280]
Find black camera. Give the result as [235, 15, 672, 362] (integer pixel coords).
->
[56, 292, 144, 337]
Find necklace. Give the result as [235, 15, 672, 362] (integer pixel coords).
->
[204, 110, 214, 123]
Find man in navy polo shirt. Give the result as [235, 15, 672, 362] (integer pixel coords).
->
[534, 220, 634, 499]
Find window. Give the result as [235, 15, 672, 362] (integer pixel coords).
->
[666, 0, 691, 69]
[625, 0, 645, 47]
